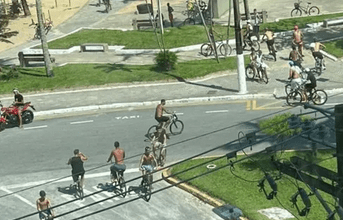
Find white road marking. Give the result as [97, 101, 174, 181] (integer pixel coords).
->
[2, 168, 139, 189]
[323, 103, 341, 106]
[83, 189, 110, 205]
[92, 186, 120, 201]
[205, 110, 229, 114]
[70, 120, 94, 125]
[175, 113, 184, 115]
[0, 187, 35, 208]
[24, 125, 48, 130]
[60, 194, 85, 208]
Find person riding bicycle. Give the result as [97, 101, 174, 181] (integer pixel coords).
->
[292, 25, 304, 57]
[262, 28, 276, 54]
[155, 99, 172, 129]
[289, 45, 303, 69]
[288, 62, 303, 91]
[303, 70, 317, 102]
[67, 149, 88, 189]
[139, 146, 157, 184]
[310, 37, 326, 71]
[107, 141, 126, 183]
[249, 48, 263, 79]
[36, 190, 54, 219]
[13, 89, 24, 128]
[243, 21, 253, 49]
[152, 128, 167, 157]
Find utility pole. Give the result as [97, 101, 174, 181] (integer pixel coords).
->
[335, 104, 343, 207]
[233, 0, 247, 94]
[242, 0, 250, 21]
[157, 0, 163, 34]
[36, 0, 54, 77]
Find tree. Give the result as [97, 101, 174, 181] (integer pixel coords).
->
[0, 19, 18, 44]
[20, 0, 31, 16]
[36, 0, 54, 77]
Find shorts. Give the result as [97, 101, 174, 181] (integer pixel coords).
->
[72, 171, 85, 183]
[155, 116, 169, 123]
[111, 164, 126, 175]
[39, 209, 52, 219]
[305, 83, 316, 92]
[141, 165, 154, 173]
[312, 51, 323, 60]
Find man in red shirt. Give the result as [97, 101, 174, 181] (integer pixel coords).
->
[107, 141, 126, 183]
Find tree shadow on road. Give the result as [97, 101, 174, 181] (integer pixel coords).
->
[161, 72, 239, 93]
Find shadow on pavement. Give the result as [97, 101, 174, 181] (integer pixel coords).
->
[163, 72, 239, 92]
[57, 185, 75, 196]
[93, 63, 133, 72]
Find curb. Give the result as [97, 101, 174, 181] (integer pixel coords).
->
[161, 168, 225, 207]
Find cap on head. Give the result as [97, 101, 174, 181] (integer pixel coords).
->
[13, 88, 19, 94]
[294, 25, 298, 30]
[39, 190, 46, 197]
[74, 149, 79, 155]
[114, 141, 119, 148]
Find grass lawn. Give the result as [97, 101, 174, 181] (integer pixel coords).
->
[324, 39, 343, 58]
[44, 12, 343, 50]
[0, 56, 247, 94]
[170, 150, 337, 220]
[46, 25, 234, 49]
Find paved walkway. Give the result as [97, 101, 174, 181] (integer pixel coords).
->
[0, 0, 343, 115]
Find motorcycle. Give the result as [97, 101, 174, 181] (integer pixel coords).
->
[0, 101, 36, 130]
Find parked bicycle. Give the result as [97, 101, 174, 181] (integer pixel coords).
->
[286, 82, 327, 106]
[29, 19, 53, 40]
[201, 41, 232, 57]
[147, 112, 184, 140]
[291, 1, 319, 17]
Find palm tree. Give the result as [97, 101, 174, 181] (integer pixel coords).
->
[0, 19, 18, 44]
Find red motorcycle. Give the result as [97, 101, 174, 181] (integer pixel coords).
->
[0, 101, 36, 130]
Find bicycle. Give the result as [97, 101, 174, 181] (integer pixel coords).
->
[245, 59, 269, 84]
[243, 36, 260, 51]
[29, 19, 53, 40]
[286, 82, 327, 106]
[201, 35, 233, 57]
[140, 166, 153, 202]
[70, 178, 84, 200]
[152, 143, 167, 167]
[110, 168, 127, 198]
[39, 211, 54, 220]
[103, 0, 112, 13]
[147, 113, 184, 140]
[291, 1, 320, 17]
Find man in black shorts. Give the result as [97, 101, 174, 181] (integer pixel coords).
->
[13, 89, 24, 128]
[155, 99, 172, 129]
[304, 71, 317, 102]
[68, 149, 88, 188]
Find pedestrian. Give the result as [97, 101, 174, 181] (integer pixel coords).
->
[293, 25, 304, 57]
[253, 9, 260, 25]
[167, 3, 174, 27]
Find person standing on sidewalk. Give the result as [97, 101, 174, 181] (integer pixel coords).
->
[167, 3, 174, 27]
[261, 28, 276, 54]
[293, 25, 304, 57]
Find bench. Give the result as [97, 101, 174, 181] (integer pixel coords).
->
[132, 18, 155, 30]
[18, 52, 55, 67]
[241, 10, 268, 23]
[323, 17, 343, 28]
[80, 43, 108, 52]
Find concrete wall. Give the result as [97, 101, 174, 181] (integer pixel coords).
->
[210, 0, 230, 18]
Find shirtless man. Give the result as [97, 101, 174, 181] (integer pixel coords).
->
[36, 190, 54, 219]
[139, 146, 158, 185]
[293, 25, 304, 57]
[310, 38, 326, 70]
[155, 99, 172, 129]
[13, 89, 24, 128]
[289, 62, 303, 91]
[243, 21, 253, 49]
[262, 28, 276, 54]
[289, 45, 302, 68]
[107, 141, 126, 183]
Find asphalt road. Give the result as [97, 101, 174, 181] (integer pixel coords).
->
[0, 99, 341, 219]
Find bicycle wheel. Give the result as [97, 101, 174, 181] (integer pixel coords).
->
[311, 89, 327, 105]
[77, 182, 84, 200]
[201, 43, 213, 57]
[147, 125, 158, 140]
[309, 6, 320, 15]
[285, 84, 292, 95]
[251, 40, 260, 51]
[170, 120, 184, 135]
[142, 177, 151, 202]
[245, 65, 255, 80]
[291, 8, 302, 17]
[219, 43, 232, 56]
[261, 68, 268, 84]
[286, 91, 303, 106]
[160, 148, 167, 167]
[118, 176, 127, 198]
[184, 18, 195, 26]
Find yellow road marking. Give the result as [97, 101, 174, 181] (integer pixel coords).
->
[246, 100, 251, 110]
